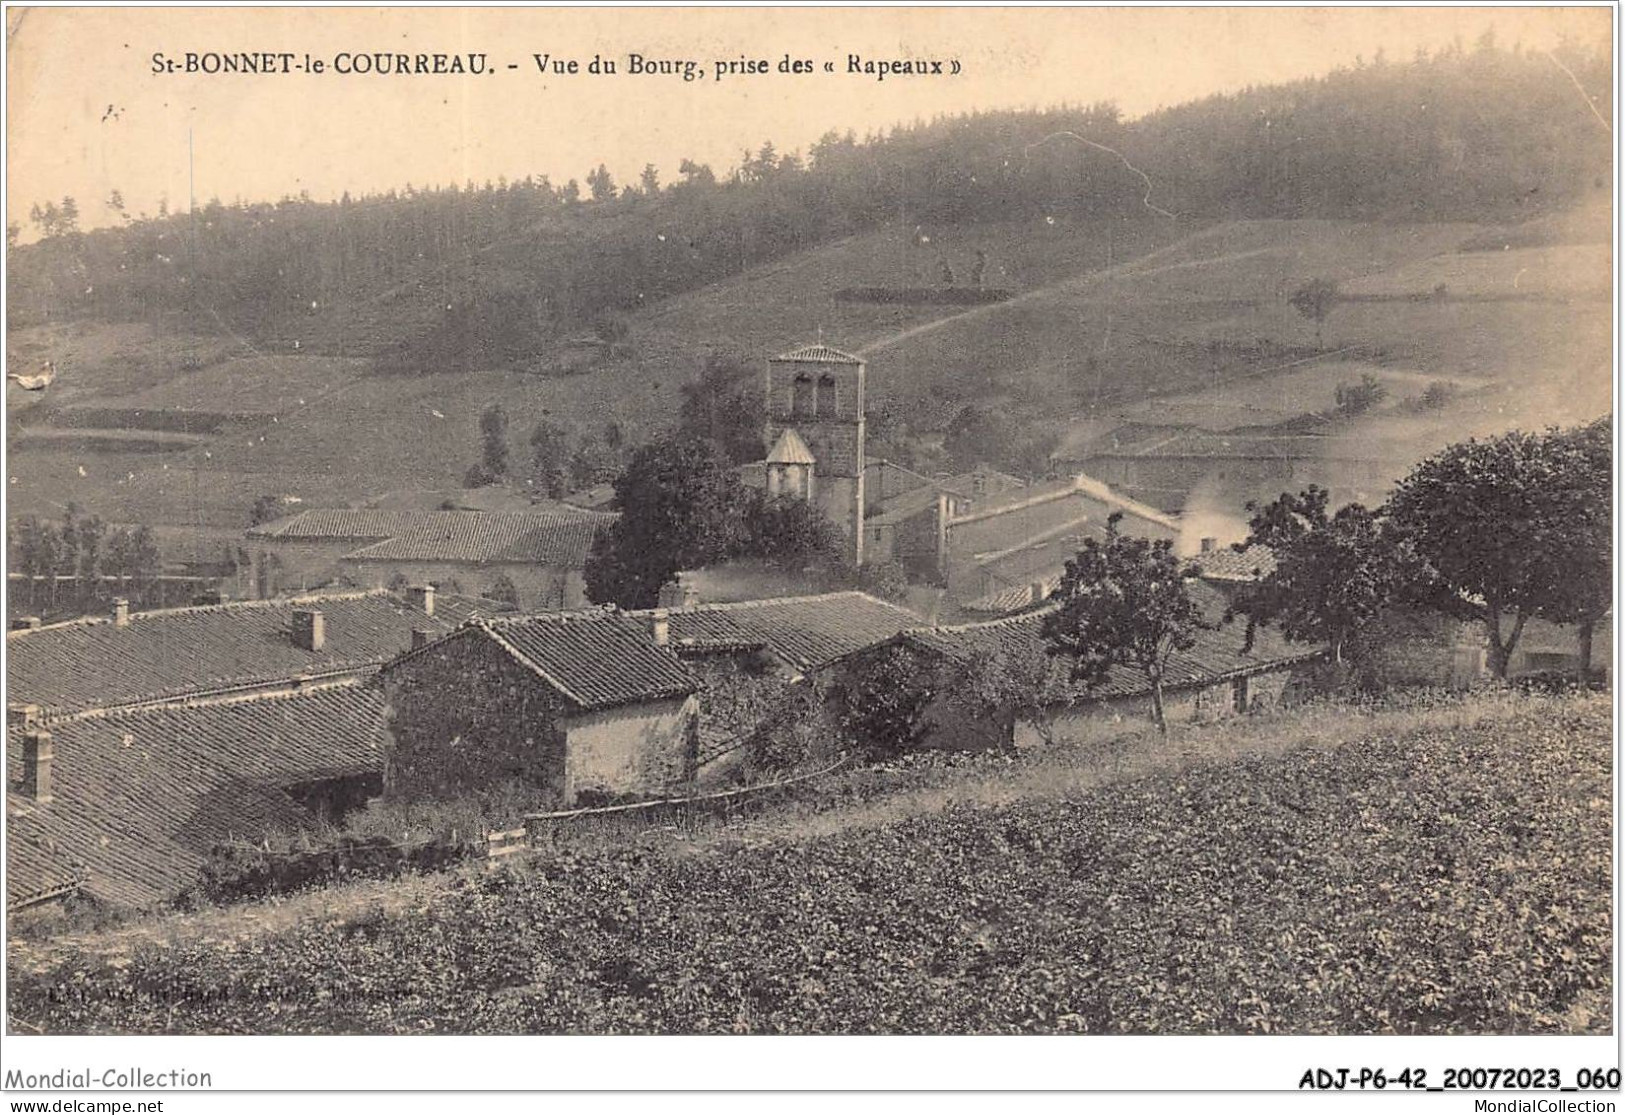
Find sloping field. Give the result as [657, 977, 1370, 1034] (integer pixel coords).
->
[8, 692, 1609, 1035]
[6, 205, 1610, 533]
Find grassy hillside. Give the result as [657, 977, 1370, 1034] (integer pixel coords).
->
[9, 691, 1609, 1035]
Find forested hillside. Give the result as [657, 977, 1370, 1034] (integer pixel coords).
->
[8, 41, 1609, 371]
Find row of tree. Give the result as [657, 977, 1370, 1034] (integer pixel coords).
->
[10, 41, 1609, 360]
[1031, 421, 1610, 733]
[9, 506, 165, 616]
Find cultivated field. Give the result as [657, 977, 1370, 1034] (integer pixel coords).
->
[8, 690, 1609, 1035]
[5, 199, 1611, 536]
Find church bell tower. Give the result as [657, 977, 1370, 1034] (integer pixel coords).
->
[763, 344, 866, 566]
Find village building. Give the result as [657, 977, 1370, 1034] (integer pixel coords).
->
[629, 588, 923, 771]
[245, 507, 616, 609]
[1054, 423, 1416, 515]
[379, 610, 700, 808]
[6, 589, 450, 720]
[6, 682, 384, 911]
[838, 580, 1321, 753]
[4, 588, 458, 912]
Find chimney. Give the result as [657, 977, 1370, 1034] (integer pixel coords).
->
[406, 584, 435, 617]
[9, 616, 41, 631]
[1031, 581, 1048, 606]
[20, 729, 53, 802]
[411, 628, 433, 650]
[682, 580, 700, 609]
[1200, 537, 1216, 554]
[111, 598, 130, 627]
[657, 579, 686, 610]
[8, 703, 39, 730]
[291, 608, 326, 652]
[649, 608, 670, 648]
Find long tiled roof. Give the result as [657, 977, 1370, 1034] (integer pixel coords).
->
[629, 592, 921, 670]
[339, 510, 614, 566]
[5, 797, 88, 911]
[772, 343, 862, 364]
[4, 682, 385, 908]
[902, 582, 1320, 701]
[467, 612, 697, 711]
[6, 591, 448, 718]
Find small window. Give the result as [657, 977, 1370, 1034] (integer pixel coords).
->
[792, 374, 815, 417]
[816, 373, 838, 417]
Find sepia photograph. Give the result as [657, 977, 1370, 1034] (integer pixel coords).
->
[0, 2, 1617, 1099]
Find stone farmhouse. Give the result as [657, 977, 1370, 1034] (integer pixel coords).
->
[245, 507, 616, 610]
[380, 609, 701, 809]
[5, 588, 462, 912]
[378, 590, 922, 805]
[835, 581, 1322, 752]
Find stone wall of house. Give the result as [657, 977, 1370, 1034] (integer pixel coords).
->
[564, 696, 699, 803]
[1361, 609, 1485, 688]
[685, 652, 797, 764]
[380, 631, 571, 806]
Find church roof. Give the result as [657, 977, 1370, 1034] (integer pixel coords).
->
[772, 343, 863, 365]
[766, 428, 817, 465]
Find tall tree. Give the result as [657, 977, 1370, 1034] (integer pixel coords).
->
[584, 436, 746, 607]
[1226, 486, 1405, 666]
[678, 351, 766, 465]
[586, 164, 617, 202]
[1041, 513, 1208, 732]
[1289, 278, 1338, 347]
[1385, 424, 1612, 677]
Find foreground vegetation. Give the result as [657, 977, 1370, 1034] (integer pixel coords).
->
[9, 691, 1608, 1035]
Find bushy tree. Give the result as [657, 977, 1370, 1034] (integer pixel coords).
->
[476, 402, 509, 481]
[584, 436, 745, 607]
[740, 492, 844, 571]
[1334, 374, 1388, 416]
[1041, 514, 1208, 732]
[1385, 424, 1612, 677]
[586, 164, 617, 202]
[678, 351, 766, 465]
[529, 419, 570, 499]
[943, 405, 1012, 474]
[1289, 278, 1338, 346]
[841, 645, 935, 759]
[1226, 486, 1406, 667]
[854, 558, 909, 602]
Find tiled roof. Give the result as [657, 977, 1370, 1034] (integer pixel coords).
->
[338, 510, 614, 566]
[946, 473, 1179, 532]
[964, 578, 1058, 615]
[5, 797, 88, 911]
[6, 590, 448, 718]
[463, 611, 697, 711]
[902, 582, 1320, 701]
[1193, 544, 1278, 583]
[430, 592, 519, 626]
[772, 344, 863, 364]
[4, 682, 385, 908]
[629, 592, 921, 671]
[247, 508, 440, 541]
[766, 428, 817, 466]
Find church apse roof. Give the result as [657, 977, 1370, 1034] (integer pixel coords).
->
[766, 428, 817, 465]
[772, 343, 863, 365]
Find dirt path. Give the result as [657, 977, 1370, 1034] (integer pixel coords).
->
[856, 220, 1249, 358]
